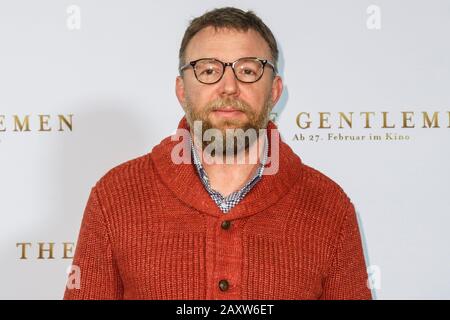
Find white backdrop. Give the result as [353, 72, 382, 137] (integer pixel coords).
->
[0, 0, 449, 299]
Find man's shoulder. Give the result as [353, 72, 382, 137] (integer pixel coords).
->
[298, 162, 354, 208]
[94, 152, 154, 191]
[94, 135, 175, 186]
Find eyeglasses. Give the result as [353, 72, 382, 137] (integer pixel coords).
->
[179, 57, 277, 84]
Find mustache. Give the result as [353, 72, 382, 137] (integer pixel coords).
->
[205, 98, 250, 113]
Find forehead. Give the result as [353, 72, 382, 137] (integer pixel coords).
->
[185, 26, 272, 61]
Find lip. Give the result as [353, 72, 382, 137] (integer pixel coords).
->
[213, 107, 242, 112]
[212, 108, 244, 118]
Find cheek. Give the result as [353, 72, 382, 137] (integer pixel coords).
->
[185, 84, 214, 107]
[241, 87, 271, 110]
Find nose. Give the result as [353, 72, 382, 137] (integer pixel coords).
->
[218, 65, 240, 97]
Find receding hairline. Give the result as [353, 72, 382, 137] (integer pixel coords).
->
[178, 7, 279, 73]
[182, 26, 275, 62]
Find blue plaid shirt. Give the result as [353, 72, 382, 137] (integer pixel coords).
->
[190, 134, 268, 213]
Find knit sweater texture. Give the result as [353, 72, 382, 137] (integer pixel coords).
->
[64, 117, 372, 300]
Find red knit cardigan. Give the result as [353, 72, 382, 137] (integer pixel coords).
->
[64, 117, 372, 300]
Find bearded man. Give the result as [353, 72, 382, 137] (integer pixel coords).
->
[64, 7, 372, 300]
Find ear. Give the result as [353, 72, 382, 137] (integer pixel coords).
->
[175, 76, 187, 110]
[270, 75, 283, 108]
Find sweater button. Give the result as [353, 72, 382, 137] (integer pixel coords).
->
[218, 279, 229, 292]
[221, 220, 231, 230]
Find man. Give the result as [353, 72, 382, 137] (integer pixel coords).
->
[64, 7, 372, 300]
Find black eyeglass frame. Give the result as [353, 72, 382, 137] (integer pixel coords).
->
[179, 57, 277, 84]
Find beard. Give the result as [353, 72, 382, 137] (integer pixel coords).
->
[184, 95, 273, 156]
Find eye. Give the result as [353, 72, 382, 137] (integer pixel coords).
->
[240, 68, 257, 76]
[202, 69, 216, 75]
[197, 66, 220, 76]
